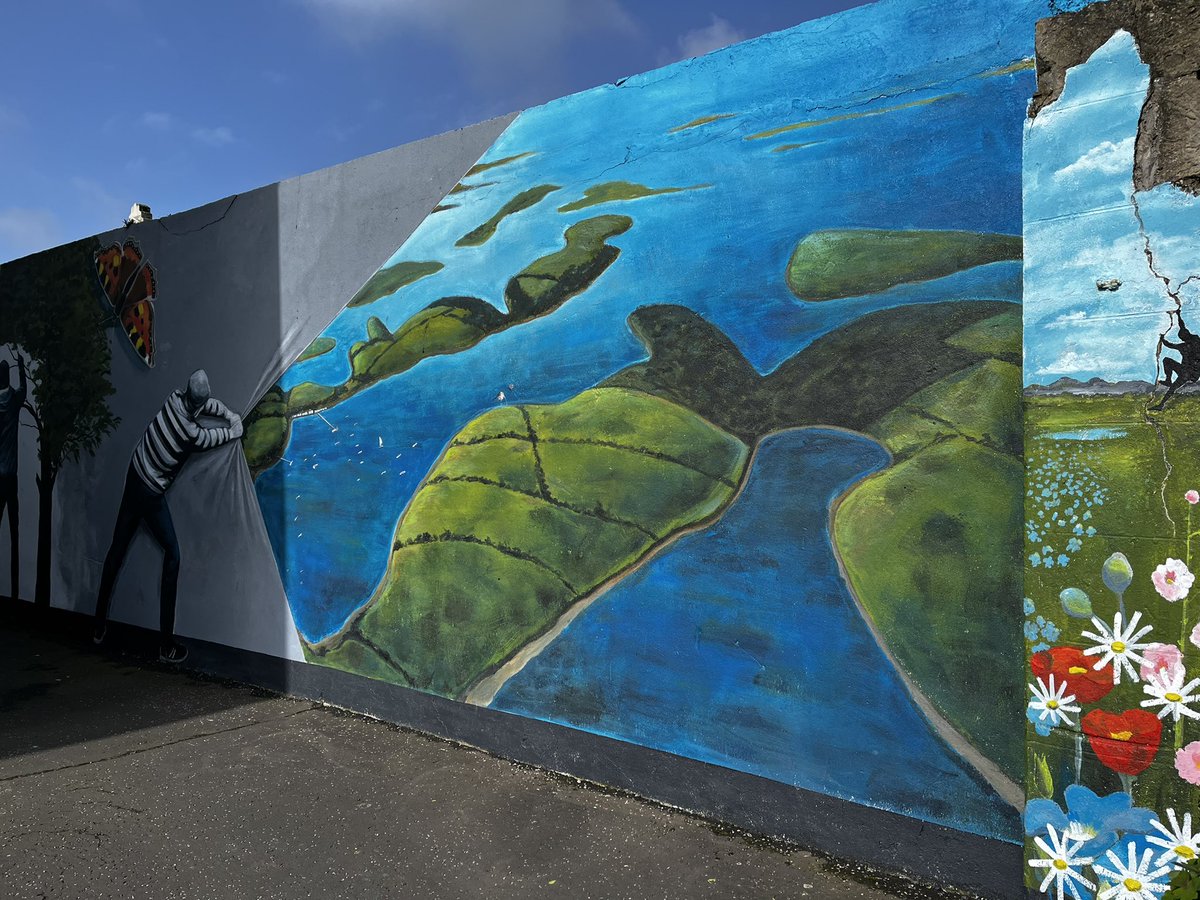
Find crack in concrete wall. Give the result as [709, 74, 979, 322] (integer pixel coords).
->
[1030, 0, 1200, 194]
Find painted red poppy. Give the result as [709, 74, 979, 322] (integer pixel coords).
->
[1031, 647, 1114, 704]
[1082, 709, 1163, 776]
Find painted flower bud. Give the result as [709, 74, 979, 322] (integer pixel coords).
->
[1059, 587, 1093, 619]
[1102, 552, 1133, 595]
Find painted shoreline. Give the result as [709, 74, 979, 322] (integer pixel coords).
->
[827, 467, 1025, 812]
[462, 424, 767, 706]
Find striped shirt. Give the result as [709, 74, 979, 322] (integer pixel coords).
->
[132, 391, 240, 494]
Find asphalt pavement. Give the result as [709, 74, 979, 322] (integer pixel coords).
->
[0, 615, 984, 900]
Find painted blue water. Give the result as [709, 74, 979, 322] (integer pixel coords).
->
[258, 0, 1036, 640]
[493, 429, 1017, 840]
[1046, 428, 1129, 441]
[251, 0, 1038, 841]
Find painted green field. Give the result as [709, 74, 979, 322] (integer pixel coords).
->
[308, 387, 749, 698]
[1024, 394, 1200, 819]
[833, 310, 1024, 781]
[785, 229, 1022, 302]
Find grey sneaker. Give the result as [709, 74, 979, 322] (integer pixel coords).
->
[159, 643, 188, 664]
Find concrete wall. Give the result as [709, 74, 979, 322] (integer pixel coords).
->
[4, 0, 1151, 895]
[1023, 1, 1200, 894]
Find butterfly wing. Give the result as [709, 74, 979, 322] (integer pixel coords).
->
[94, 244, 125, 308]
[96, 240, 157, 367]
[120, 296, 155, 367]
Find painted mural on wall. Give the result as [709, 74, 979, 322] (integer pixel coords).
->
[1023, 18, 1200, 900]
[246, 0, 1045, 840]
[0, 239, 119, 606]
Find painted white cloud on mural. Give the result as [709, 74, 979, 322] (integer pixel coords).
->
[1053, 136, 1135, 182]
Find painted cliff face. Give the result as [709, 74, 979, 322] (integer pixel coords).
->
[247, 0, 1045, 841]
[1023, 21, 1200, 900]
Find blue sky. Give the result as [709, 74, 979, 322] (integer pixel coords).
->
[1024, 29, 1200, 384]
[0, 0, 866, 263]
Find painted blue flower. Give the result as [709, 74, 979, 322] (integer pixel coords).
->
[1026, 703, 1053, 737]
[1041, 621, 1061, 642]
[1030, 641, 1051, 654]
[1044, 557, 1055, 569]
[1086, 527, 1096, 537]
[1025, 786, 1158, 859]
[1057, 555, 1070, 567]
[1029, 553, 1042, 567]
[1024, 598, 1036, 615]
[1024, 620, 1040, 641]
[1043, 546, 1054, 556]
[1067, 538, 1082, 552]
[1073, 524, 1085, 535]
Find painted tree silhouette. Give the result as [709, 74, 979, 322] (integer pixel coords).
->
[0, 238, 118, 606]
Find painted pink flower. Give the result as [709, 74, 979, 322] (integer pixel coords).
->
[1176, 741, 1200, 785]
[1192, 621, 1200, 652]
[1187, 490, 1200, 505]
[1153, 558, 1195, 602]
[1141, 642, 1185, 682]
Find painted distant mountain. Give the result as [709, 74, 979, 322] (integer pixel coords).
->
[1022, 376, 1197, 396]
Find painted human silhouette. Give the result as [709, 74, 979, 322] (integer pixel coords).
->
[1152, 313, 1200, 411]
[92, 369, 242, 663]
[0, 351, 27, 600]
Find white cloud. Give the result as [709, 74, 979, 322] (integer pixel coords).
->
[1034, 348, 1111, 376]
[0, 208, 62, 262]
[1053, 136, 1135, 182]
[1045, 311, 1090, 329]
[140, 111, 174, 131]
[192, 125, 235, 147]
[673, 15, 745, 61]
[296, 0, 638, 95]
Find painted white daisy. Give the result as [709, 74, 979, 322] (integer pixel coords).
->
[1029, 824, 1096, 900]
[1029, 675, 1081, 728]
[1093, 841, 1171, 900]
[1141, 668, 1200, 722]
[1146, 808, 1200, 869]
[1082, 610, 1153, 684]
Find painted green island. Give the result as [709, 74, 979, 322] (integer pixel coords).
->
[241, 215, 634, 476]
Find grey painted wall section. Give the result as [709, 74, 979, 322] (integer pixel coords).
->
[2, 114, 516, 661]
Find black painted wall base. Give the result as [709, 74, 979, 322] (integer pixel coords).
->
[3, 599, 1025, 899]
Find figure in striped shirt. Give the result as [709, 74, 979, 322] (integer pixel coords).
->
[92, 369, 243, 663]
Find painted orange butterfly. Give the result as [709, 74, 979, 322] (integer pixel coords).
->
[95, 240, 157, 367]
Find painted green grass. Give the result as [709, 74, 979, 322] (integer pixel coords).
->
[945, 308, 1021, 359]
[872, 358, 1022, 459]
[835, 438, 1024, 781]
[1023, 395, 1200, 823]
[556, 181, 708, 213]
[348, 261, 444, 308]
[504, 215, 632, 319]
[456, 184, 560, 247]
[358, 541, 574, 696]
[436, 439, 543, 496]
[785, 229, 1021, 302]
[821, 306, 1024, 782]
[309, 387, 746, 697]
[297, 337, 336, 362]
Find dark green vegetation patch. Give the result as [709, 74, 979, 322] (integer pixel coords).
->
[786, 229, 1021, 302]
[348, 261, 444, 309]
[557, 181, 710, 213]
